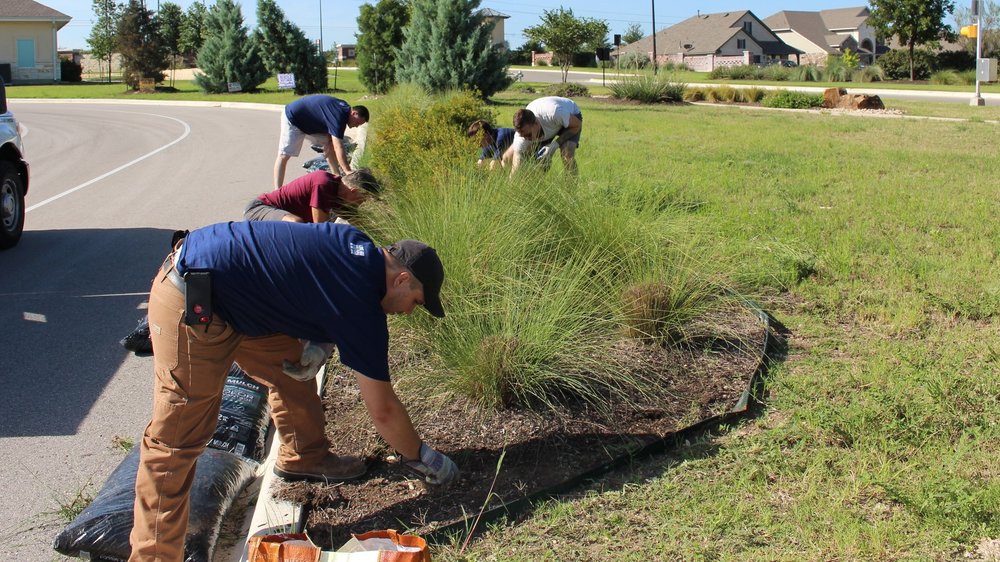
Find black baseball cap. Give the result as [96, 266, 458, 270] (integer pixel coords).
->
[388, 240, 445, 318]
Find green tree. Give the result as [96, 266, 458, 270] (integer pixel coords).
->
[523, 8, 609, 82]
[356, 0, 410, 94]
[254, 0, 327, 94]
[156, 2, 184, 85]
[193, 0, 267, 93]
[179, 1, 208, 61]
[117, 0, 168, 89]
[395, 0, 510, 98]
[869, 0, 956, 80]
[87, 0, 120, 83]
[622, 22, 644, 44]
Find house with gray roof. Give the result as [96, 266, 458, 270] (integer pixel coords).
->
[763, 6, 876, 66]
[615, 10, 801, 71]
[0, 0, 71, 83]
[477, 8, 510, 49]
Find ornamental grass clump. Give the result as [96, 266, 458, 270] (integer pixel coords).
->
[609, 72, 686, 103]
[359, 90, 747, 414]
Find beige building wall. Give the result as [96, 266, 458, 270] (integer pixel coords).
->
[485, 16, 506, 48]
[0, 21, 61, 82]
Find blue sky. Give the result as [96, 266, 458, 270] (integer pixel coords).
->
[45, 0, 877, 51]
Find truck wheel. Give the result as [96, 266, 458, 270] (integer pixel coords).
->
[0, 161, 25, 249]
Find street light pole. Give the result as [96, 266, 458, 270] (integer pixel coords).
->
[651, 0, 658, 74]
[318, 0, 324, 57]
[972, 0, 984, 106]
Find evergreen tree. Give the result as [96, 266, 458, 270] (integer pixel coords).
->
[156, 2, 184, 85]
[395, 0, 510, 98]
[356, 0, 410, 95]
[87, 0, 121, 83]
[254, 0, 327, 94]
[179, 1, 208, 61]
[194, 0, 267, 94]
[117, 0, 168, 89]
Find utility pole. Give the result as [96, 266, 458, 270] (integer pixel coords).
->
[973, 0, 984, 106]
[318, 0, 324, 57]
[651, 1, 658, 74]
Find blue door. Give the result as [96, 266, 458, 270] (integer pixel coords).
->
[17, 39, 36, 68]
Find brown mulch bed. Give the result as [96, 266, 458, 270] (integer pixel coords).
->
[274, 306, 771, 549]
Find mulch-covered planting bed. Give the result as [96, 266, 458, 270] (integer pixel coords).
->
[274, 306, 770, 549]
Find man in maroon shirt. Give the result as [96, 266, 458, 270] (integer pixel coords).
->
[245, 169, 380, 224]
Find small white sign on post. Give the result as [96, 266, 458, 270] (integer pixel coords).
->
[227, 81, 242, 93]
[277, 73, 296, 90]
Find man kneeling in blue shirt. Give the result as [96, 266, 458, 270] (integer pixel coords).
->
[128, 221, 456, 562]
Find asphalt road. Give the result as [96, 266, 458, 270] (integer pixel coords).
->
[0, 100, 290, 561]
[519, 67, 1000, 105]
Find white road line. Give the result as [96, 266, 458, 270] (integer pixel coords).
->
[26, 112, 191, 213]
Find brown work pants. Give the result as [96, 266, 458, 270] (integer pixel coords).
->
[128, 266, 332, 562]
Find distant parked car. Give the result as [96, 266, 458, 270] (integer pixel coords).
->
[0, 76, 29, 249]
[779, 60, 798, 68]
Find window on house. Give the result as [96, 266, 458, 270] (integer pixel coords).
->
[737, 39, 746, 49]
[743, 21, 752, 34]
[17, 39, 36, 68]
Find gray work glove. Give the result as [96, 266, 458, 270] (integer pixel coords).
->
[536, 140, 558, 161]
[282, 341, 334, 382]
[404, 442, 458, 485]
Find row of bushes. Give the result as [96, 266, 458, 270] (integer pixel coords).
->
[710, 63, 886, 83]
[607, 73, 822, 109]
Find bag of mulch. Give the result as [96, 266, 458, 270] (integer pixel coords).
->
[53, 364, 271, 561]
[320, 530, 430, 562]
[208, 364, 271, 462]
[52, 447, 257, 562]
[119, 316, 153, 354]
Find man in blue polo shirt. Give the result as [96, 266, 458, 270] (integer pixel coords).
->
[274, 95, 369, 188]
[129, 221, 455, 562]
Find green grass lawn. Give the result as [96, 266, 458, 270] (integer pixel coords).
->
[13, 82, 999, 560]
[425, 95, 1000, 560]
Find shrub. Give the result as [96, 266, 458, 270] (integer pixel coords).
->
[738, 86, 766, 103]
[366, 85, 495, 187]
[761, 90, 823, 109]
[543, 82, 590, 97]
[619, 52, 648, 70]
[936, 49, 975, 71]
[930, 69, 974, 85]
[760, 65, 790, 81]
[825, 59, 853, 82]
[877, 48, 935, 80]
[610, 72, 686, 103]
[60, 59, 83, 82]
[682, 87, 706, 102]
[507, 82, 536, 94]
[790, 64, 824, 82]
[853, 64, 885, 82]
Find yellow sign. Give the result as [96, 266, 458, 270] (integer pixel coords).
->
[961, 24, 978, 38]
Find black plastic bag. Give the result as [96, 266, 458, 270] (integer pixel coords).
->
[119, 316, 152, 354]
[53, 364, 271, 561]
[52, 447, 257, 562]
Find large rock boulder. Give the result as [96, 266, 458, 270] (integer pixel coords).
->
[822, 87, 885, 110]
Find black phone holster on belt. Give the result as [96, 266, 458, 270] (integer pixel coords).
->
[182, 270, 213, 326]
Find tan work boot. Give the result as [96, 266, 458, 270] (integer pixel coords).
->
[273, 453, 367, 483]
